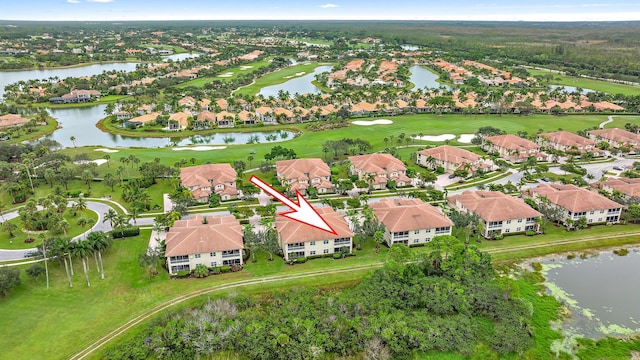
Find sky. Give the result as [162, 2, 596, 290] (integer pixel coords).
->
[2, 0, 640, 22]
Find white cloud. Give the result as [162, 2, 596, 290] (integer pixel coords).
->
[88, 0, 114, 2]
[319, 3, 338, 8]
[66, 0, 80, 3]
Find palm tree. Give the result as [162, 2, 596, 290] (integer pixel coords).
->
[38, 233, 50, 289]
[373, 230, 384, 253]
[54, 237, 73, 287]
[87, 231, 111, 280]
[129, 206, 141, 225]
[103, 208, 118, 227]
[71, 240, 92, 287]
[70, 136, 77, 148]
[113, 213, 130, 237]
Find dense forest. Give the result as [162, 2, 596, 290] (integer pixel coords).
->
[104, 236, 543, 359]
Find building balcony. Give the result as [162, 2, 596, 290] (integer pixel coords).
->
[287, 246, 305, 251]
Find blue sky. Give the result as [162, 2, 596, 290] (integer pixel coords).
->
[2, 0, 640, 21]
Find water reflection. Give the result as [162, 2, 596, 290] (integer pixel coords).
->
[258, 65, 332, 98]
[43, 105, 294, 148]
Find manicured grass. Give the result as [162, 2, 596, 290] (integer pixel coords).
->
[1, 223, 640, 359]
[14, 95, 130, 109]
[0, 231, 385, 360]
[527, 68, 640, 96]
[0, 209, 98, 250]
[80, 113, 640, 172]
[234, 62, 328, 96]
[176, 59, 272, 88]
[3, 116, 58, 144]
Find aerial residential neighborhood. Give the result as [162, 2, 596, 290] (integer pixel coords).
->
[1, 9, 640, 360]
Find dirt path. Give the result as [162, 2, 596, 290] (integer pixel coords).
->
[68, 263, 382, 360]
[70, 230, 640, 359]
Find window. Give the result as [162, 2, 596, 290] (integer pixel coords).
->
[310, 241, 315, 246]
[516, 227, 521, 232]
[426, 228, 431, 233]
[414, 230, 420, 234]
[600, 210, 605, 214]
[393, 231, 409, 239]
[323, 249, 329, 254]
[588, 219, 593, 223]
[323, 240, 329, 244]
[171, 264, 190, 273]
[170, 255, 189, 263]
[194, 254, 201, 259]
[517, 219, 523, 223]
[506, 220, 511, 224]
[210, 262, 217, 267]
[505, 229, 510, 233]
[598, 218, 603, 222]
[413, 239, 419, 244]
[435, 227, 450, 235]
[425, 237, 431, 242]
[590, 210, 595, 215]
[310, 251, 316, 255]
[209, 252, 216, 257]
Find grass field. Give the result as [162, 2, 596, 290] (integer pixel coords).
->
[2, 223, 640, 359]
[234, 62, 328, 96]
[527, 68, 640, 96]
[14, 95, 130, 109]
[3, 116, 58, 144]
[0, 209, 98, 250]
[70, 113, 640, 170]
[176, 59, 272, 88]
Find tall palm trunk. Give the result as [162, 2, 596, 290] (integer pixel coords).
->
[82, 258, 90, 287]
[63, 257, 73, 288]
[68, 253, 74, 276]
[98, 251, 105, 280]
[94, 252, 100, 272]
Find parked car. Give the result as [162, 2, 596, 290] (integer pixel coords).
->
[613, 166, 623, 171]
[540, 177, 550, 182]
[23, 251, 38, 258]
[448, 174, 456, 179]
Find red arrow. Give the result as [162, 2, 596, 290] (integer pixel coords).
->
[250, 175, 337, 235]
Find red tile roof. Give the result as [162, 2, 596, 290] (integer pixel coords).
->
[165, 215, 243, 256]
[449, 190, 542, 222]
[276, 207, 353, 244]
[371, 198, 452, 232]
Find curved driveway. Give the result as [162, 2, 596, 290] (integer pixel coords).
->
[0, 201, 137, 261]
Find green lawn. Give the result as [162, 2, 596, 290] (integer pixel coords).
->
[0, 209, 98, 250]
[527, 68, 640, 96]
[76, 113, 640, 172]
[234, 62, 329, 96]
[14, 95, 130, 109]
[1, 223, 640, 359]
[176, 59, 272, 88]
[2, 116, 58, 144]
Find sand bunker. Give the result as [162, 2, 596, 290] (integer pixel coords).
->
[239, 66, 254, 70]
[283, 72, 306, 79]
[94, 148, 119, 153]
[352, 119, 393, 126]
[457, 134, 476, 143]
[172, 146, 227, 151]
[413, 134, 456, 142]
[218, 72, 234, 77]
[74, 159, 108, 166]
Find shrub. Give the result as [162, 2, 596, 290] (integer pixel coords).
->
[494, 234, 504, 240]
[296, 256, 307, 263]
[176, 270, 191, 278]
[193, 264, 209, 278]
[613, 248, 629, 256]
[409, 243, 426, 248]
[109, 227, 140, 238]
[220, 265, 231, 273]
[525, 230, 535, 236]
[307, 254, 323, 260]
[332, 253, 342, 259]
[210, 267, 221, 274]
[346, 198, 361, 208]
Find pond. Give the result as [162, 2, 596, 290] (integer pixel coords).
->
[258, 65, 332, 98]
[43, 105, 295, 148]
[539, 248, 640, 349]
[408, 65, 450, 91]
[0, 53, 200, 100]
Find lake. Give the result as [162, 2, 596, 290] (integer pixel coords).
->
[43, 105, 295, 148]
[258, 65, 332, 98]
[540, 249, 640, 346]
[408, 65, 450, 91]
[0, 53, 200, 99]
